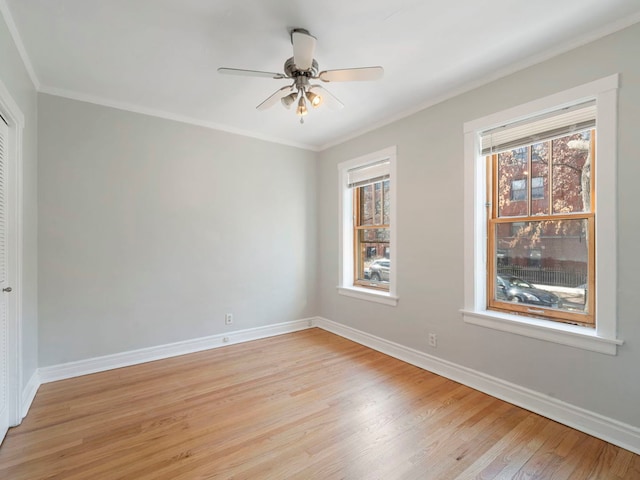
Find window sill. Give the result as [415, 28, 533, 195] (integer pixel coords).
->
[337, 286, 398, 306]
[461, 308, 623, 355]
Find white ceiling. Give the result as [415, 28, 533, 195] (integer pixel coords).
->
[4, 0, 640, 150]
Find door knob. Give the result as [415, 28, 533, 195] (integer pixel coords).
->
[2, 287, 12, 292]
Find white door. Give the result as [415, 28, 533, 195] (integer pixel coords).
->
[0, 117, 9, 442]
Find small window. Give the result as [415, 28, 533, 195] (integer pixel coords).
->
[338, 147, 397, 305]
[354, 179, 390, 290]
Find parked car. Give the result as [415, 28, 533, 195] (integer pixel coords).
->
[364, 258, 390, 282]
[496, 274, 562, 308]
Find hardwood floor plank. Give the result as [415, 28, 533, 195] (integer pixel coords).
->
[0, 328, 637, 479]
[403, 402, 530, 479]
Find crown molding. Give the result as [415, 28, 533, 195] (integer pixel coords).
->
[0, 0, 40, 90]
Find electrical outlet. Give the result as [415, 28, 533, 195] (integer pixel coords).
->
[225, 313, 233, 325]
[428, 333, 437, 348]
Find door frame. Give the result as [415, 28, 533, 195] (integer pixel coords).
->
[0, 78, 24, 430]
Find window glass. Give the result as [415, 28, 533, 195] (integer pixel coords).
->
[498, 149, 528, 217]
[359, 184, 375, 226]
[382, 180, 391, 225]
[354, 180, 390, 290]
[531, 142, 549, 213]
[493, 219, 589, 314]
[552, 131, 592, 214]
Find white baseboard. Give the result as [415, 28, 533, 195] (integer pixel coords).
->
[39, 318, 314, 384]
[21, 370, 41, 419]
[314, 316, 640, 455]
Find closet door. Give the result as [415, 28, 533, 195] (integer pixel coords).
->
[0, 117, 10, 443]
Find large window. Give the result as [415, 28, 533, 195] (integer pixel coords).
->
[487, 127, 595, 326]
[338, 147, 397, 305]
[463, 75, 622, 354]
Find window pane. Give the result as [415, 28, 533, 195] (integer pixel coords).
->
[552, 130, 592, 214]
[382, 180, 390, 225]
[531, 142, 549, 214]
[356, 228, 390, 287]
[497, 148, 528, 217]
[374, 182, 383, 224]
[494, 219, 589, 314]
[358, 180, 389, 226]
[358, 184, 374, 226]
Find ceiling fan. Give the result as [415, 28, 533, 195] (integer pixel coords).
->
[218, 29, 384, 123]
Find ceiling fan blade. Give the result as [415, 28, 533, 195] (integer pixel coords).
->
[318, 66, 384, 82]
[309, 85, 344, 111]
[256, 86, 294, 111]
[292, 29, 316, 71]
[218, 67, 286, 79]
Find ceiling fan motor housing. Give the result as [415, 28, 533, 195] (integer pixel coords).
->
[284, 57, 319, 78]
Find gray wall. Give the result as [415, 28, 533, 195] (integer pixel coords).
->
[0, 15, 38, 391]
[318, 23, 640, 427]
[38, 94, 317, 365]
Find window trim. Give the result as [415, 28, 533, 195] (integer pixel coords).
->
[338, 146, 398, 306]
[462, 75, 622, 355]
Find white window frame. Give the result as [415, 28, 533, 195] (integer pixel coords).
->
[338, 146, 398, 306]
[462, 75, 623, 355]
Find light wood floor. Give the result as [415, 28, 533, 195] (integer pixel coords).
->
[0, 329, 638, 479]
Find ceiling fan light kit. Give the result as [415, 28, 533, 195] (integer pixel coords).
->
[281, 91, 298, 109]
[305, 90, 322, 108]
[296, 96, 308, 117]
[218, 28, 383, 124]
